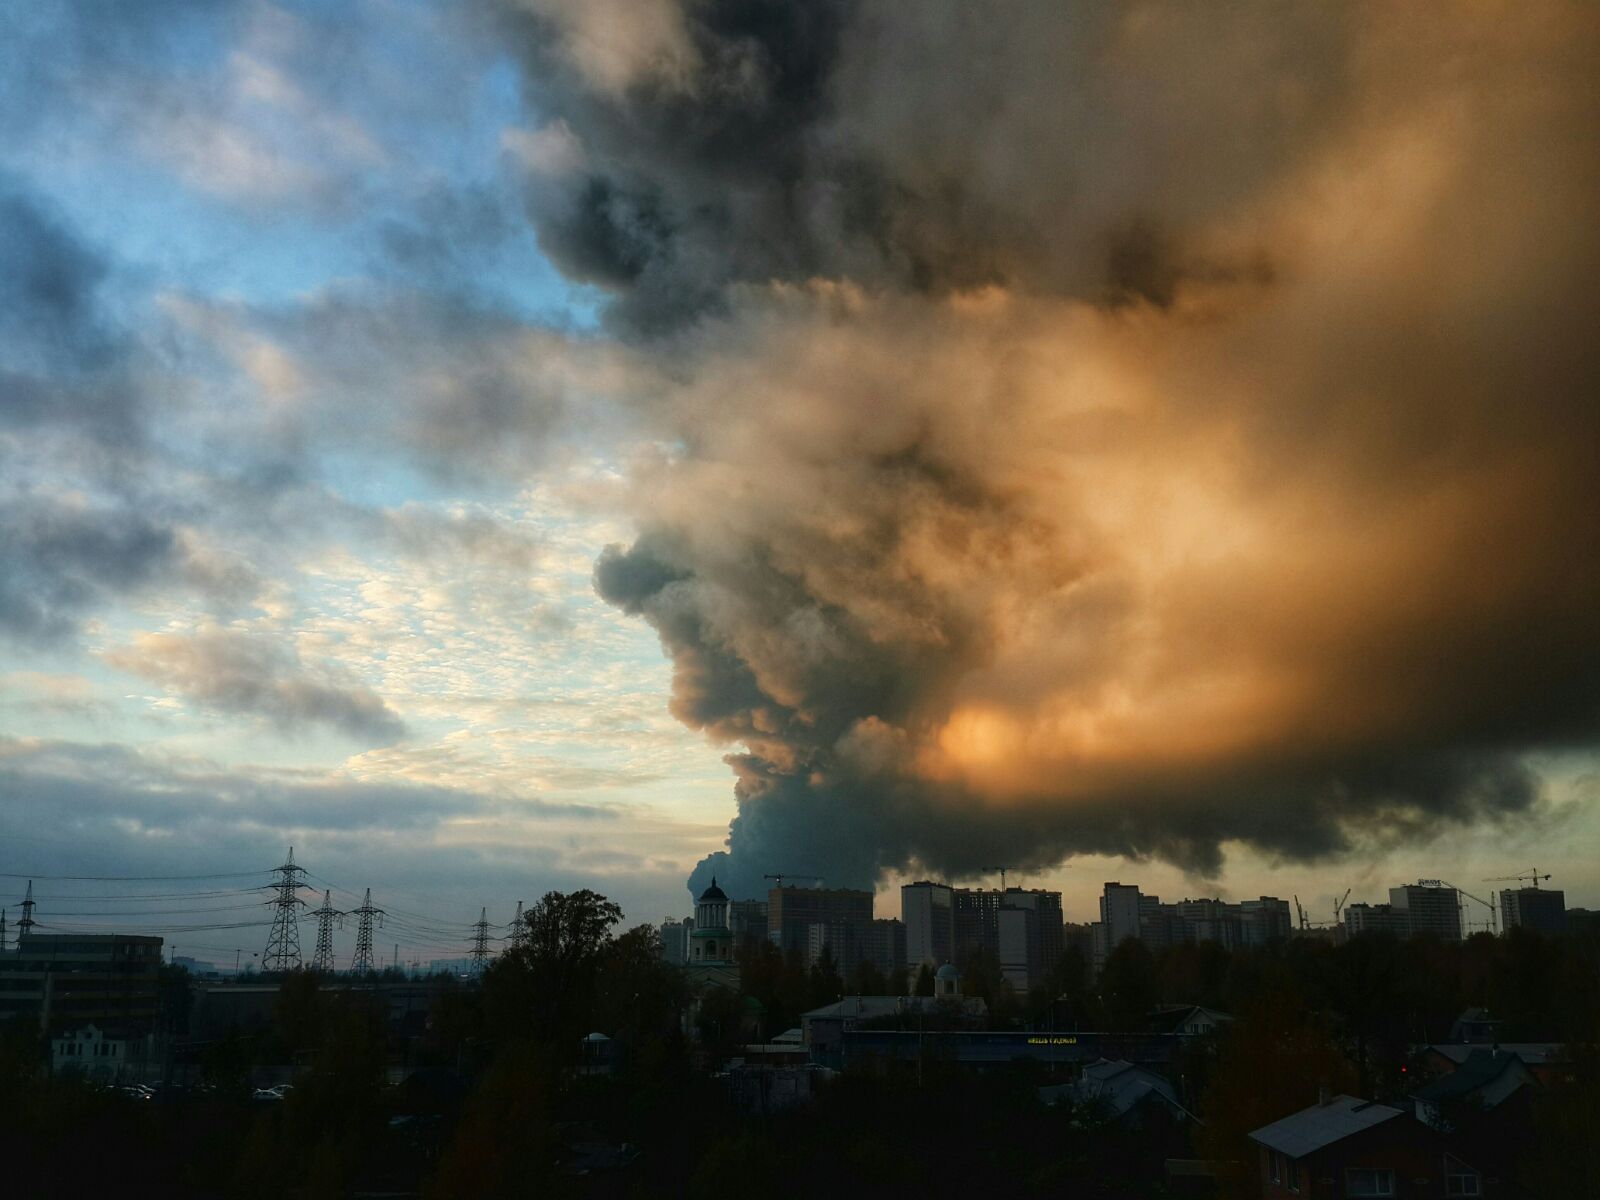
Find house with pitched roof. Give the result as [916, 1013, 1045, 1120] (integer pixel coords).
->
[1248, 1092, 1493, 1198]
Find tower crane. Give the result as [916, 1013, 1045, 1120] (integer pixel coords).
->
[1483, 869, 1552, 889]
[983, 865, 1020, 890]
[1439, 880, 1498, 935]
[1333, 888, 1352, 923]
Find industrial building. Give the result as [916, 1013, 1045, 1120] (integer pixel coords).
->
[0, 933, 165, 1035]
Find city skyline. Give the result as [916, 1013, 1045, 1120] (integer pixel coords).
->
[2, 2, 1597, 940]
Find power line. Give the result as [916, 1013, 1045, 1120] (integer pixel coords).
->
[0, 870, 269, 882]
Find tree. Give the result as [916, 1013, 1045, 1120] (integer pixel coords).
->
[914, 962, 936, 997]
[1098, 939, 1157, 1031]
[1197, 989, 1358, 1198]
[483, 889, 622, 1051]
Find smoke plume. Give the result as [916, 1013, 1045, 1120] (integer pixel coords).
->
[495, 1, 1600, 897]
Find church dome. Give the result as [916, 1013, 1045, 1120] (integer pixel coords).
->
[935, 963, 960, 982]
[698, 877, 729, 903]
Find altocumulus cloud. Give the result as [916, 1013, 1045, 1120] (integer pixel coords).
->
[104, 629, 408, 745]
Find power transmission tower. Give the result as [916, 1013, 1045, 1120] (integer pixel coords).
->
[309, 890, 345, 973]
[508, 899, 526, 950]
[262, 849, 308, 971]
[350, 888, 384, 975]
[1, 908, 7, 951]
[469, 907, 492, 975]
[17, 880, 36, 939]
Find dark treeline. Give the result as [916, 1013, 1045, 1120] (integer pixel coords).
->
[1, 892, 1595, 1198]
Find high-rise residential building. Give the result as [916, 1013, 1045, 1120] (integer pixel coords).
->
[1390, 882, 1462, 941]
[904, 882, 1063, 988]
[768, 886, 873, 960]
[1499, 887, 1566, 935]
[953, 888, 1003, 961]
[902, 881, 955, 969]
[729, 899, 769, 945]
[1343, 901, 1410, 938]
[858, 919, 906, 981]
[659, 917, 694, 966]
[1095, 882, 1144, 966]
[1237, 898, 1294, 944]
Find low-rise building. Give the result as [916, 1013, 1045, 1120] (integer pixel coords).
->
[1249, 1094, 1454, 1200]
[51, 1023, 157, 1082]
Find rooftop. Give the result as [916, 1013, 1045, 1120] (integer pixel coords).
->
[1249, 1095, 1403, 1159]
[1414, 1049, 1531, 1104]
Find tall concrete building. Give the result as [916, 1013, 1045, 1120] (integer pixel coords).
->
[1390, 882, 1462, 941]
[659, 917, 694, 966]
[1095, 882, 1144, 967]
[858, 918, 906, 980]
[768, 885, 873, 962]
[902, 881, 954, 970]
[904, 882, 1063, 989]
[1500, 887, 1566, 935]
[729, 899, 769, 945]
[991, 888, 1064, 990]
[1343, 901, 1410, 938]
[1237, 898, 1294, 944]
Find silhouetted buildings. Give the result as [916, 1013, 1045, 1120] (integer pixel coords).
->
[0, 933, 164, 1035]
[1390, 882, 1462, 941]
[1499, 886, 1565, 935]
[1091, 883, 1292, 968]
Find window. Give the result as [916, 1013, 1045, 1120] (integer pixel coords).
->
[1269, 1150, 1281, 1183]
[1445, 1155, 1482, 1197]
[1286, 1158, 1299, 1190]
[1346, 1168, 1396, 1197]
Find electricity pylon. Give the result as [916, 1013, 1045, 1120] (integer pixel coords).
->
[469, 907, 492, 975]
[262, 849, 307, 971]
[309, 890, 344, 973]
[17, 880, 36, 939]
[508, 899, 526, 950]
[350, 888, 384, 975]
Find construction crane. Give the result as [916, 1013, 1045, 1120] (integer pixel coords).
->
[764, 873, 824, 889]
[1294, 895, 1307, 931]
[1484, 869, 1552, 889]
[1440, 880, 1498, 935]
[1333, 888, 1352, 923]
[983, 865, 1020, 890]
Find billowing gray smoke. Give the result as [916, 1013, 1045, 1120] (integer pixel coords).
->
[495, 1, 1600, 899]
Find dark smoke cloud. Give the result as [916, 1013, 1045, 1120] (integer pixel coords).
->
[501, 1, 1600, 897]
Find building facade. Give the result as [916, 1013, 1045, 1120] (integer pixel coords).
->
[902, 881, 955, 970]
[659, 917, 694, 966]
[1499, 887, 1565, 935]
[767, 886, 873, 960]
[0, 934, 164, 1035]
[1390, 882, 1462, 941]
[1343, 902, 1412, 938]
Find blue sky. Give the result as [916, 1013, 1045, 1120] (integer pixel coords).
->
[2, 1, 1596, 966]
